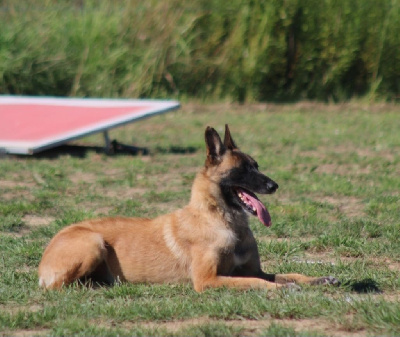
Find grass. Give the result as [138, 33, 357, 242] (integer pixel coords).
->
[0, 102, 399, 336]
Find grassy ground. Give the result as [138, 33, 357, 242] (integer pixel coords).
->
[0, 103, 399, 336]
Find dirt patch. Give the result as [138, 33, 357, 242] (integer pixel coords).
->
[314, 163, 371, 176]
[22, 215, 55, 227]
[381, 293, 400, 302]
[93, 206, 114, 216]
[102, 168, 127, 178]
[1, 329, 50, 337]
[6, 317, 366, 337]
[103, 187, 148, 199]
[0, 304, 42, 315]
[355, 148, 395, 162]
[277, 318, 365, 337]
[318, 196, 365, 218]
[0, 179, 36, 201]
[0, 180, 36, 189]
[120, 316, 366, 336]
[69, 172, 98, 184]
[367, 257, 400, 273]
[301, 145, 396, 163]
[388, 261, 400, 272]
[69, 168, 135, 185]
[2, 190, 34, 201]
[4, 215, 57, 238]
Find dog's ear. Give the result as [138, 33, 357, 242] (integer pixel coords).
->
[205, 126, 225, 165]
[223, 124, 238, 150]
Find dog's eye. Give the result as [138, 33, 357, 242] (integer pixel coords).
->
[245, 164, 258, 172]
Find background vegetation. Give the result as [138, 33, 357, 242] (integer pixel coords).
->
[0, 103, 399, 336]
[1, 0, 400, 102]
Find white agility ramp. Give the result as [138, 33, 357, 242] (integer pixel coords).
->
[0, 96, 180, 154]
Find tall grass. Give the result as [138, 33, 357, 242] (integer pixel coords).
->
[0, 0, 399, 101]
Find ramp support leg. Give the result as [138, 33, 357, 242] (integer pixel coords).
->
[102, 130, 148, 155]
[103, 130, 112, 154]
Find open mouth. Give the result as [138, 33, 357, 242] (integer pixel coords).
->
[235, 188, 272, 227]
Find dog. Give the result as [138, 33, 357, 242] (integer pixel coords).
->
[38, 125, 338, 291]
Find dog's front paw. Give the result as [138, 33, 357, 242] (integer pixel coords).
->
[312, 276, 340, 286]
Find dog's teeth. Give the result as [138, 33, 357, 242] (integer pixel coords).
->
[252, 207, 256, 212]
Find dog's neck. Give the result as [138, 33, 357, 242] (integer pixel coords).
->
[189, 170, 249, 229]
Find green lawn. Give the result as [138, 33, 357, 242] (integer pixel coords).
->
[0, 103, 399, 336]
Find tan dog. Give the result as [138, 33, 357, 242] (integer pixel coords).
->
[38, 125, 338, 291]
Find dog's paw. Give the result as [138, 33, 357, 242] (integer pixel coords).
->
[312, 276, 340, 286]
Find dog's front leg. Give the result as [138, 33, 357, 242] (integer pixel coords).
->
[190, 249, 284, 292]
[193, 275, 284, 292]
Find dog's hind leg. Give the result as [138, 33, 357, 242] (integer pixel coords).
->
[38, 227, 108, 289]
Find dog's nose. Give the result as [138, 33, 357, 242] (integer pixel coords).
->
[267, 181, 279, 193]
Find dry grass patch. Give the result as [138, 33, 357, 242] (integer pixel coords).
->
[119, 316, 367, 337]
[22, 215, 55, 227]
[68, 172, 98, 185]
[314, 163, 371, 176]
[2, 329, 50, 337]
[0, 180, 36, 189]
[318, 195, 365, 218]
[102, 187, 148, 200]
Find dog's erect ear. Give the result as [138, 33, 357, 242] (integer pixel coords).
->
[223, 124, 238, 150]
[205, 126, 225, 165]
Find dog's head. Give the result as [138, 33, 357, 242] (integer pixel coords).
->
[204, 125, 278, 227]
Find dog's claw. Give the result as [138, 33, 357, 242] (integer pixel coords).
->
[312, 276, 340, 286]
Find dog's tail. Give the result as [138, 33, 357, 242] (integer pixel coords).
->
[38, 227, 107, 289]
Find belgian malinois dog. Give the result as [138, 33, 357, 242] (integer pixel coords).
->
[39, 125, 338, 291]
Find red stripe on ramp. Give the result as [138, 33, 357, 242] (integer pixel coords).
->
[0, 105, 149, 141]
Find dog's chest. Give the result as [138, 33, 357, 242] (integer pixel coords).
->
[217, 237, 252, 275]
[233, 246, 251, 267]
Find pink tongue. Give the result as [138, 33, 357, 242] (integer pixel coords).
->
[242, 191, 272, 227]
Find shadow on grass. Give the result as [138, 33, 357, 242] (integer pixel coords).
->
[154, 145, 198, 154]
[345, 278, 382, 293]
[31, 140, 149, 158]
[17, 141, 199, 159]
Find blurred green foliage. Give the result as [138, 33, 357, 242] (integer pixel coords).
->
[0, 0, 399, 102]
